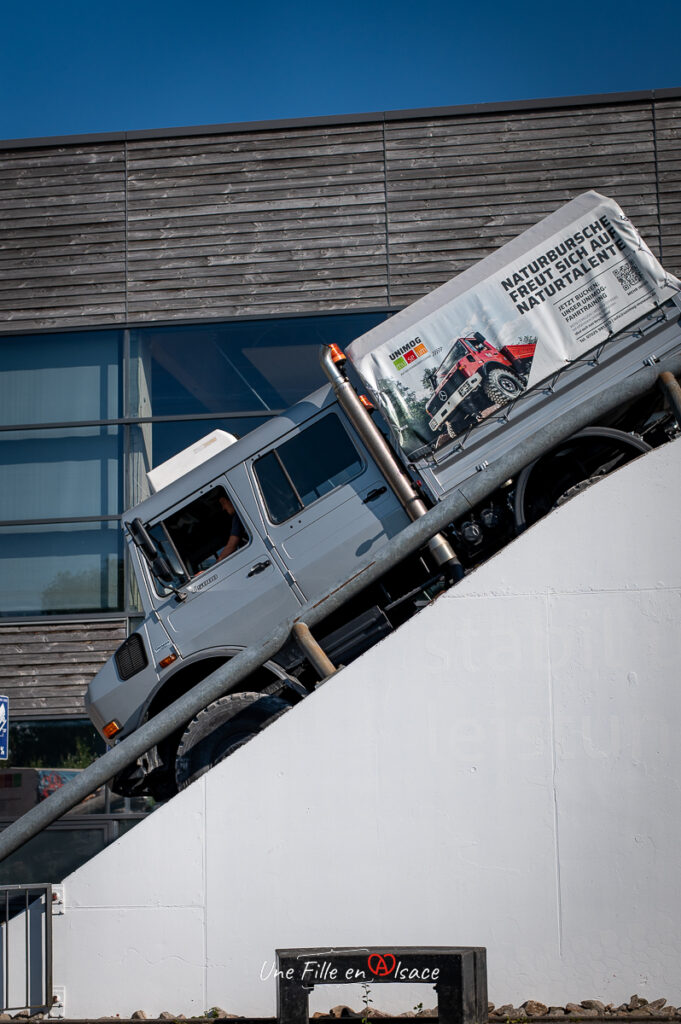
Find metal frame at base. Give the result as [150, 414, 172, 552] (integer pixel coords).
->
[0, 884, 53, 1014]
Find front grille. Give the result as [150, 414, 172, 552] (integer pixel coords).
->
[115, 633, 148, 680]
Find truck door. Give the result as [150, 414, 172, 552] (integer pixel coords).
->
[145, 482, 301, 658]
[249, 411, 409, 598]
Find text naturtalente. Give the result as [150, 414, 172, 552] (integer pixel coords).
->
[501, 216, 626, 314]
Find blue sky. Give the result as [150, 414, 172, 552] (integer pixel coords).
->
[1, 0, 679, 141]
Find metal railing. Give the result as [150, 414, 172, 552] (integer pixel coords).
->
[0, 884, 52, 1013]
[0, 346, 680, 867]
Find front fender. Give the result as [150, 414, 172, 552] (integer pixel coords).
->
[137, 646, 299, 727]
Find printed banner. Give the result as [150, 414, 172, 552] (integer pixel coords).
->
[346, 192, 680, 456]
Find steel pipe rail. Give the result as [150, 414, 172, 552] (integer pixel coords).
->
[1, 353, 680, 863]
[659, 370, 681, 427]
[291, 623, 337, 680]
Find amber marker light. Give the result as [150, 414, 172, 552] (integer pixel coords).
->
[359, 395, 375, 412]
[159, 651, 178, 669]
[103, 720, 121, 740]
[328, 343, 346, 364]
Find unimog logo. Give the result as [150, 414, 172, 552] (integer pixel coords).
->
[390, 337, 428, 370]
[189, 572, 218, 593]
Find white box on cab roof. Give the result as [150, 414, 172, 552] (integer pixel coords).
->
[147, 429, 238, 494]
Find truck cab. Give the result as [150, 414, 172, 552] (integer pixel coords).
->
[86, 383, 417, 797]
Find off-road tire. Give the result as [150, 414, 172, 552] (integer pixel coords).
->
[512, 426, 652, 532]
[483, 367, 525, 406]
[175, 691, 289, 790]
[444, 411, 469, 440]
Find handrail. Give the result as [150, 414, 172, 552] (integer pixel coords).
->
[0, 350, 680, 864]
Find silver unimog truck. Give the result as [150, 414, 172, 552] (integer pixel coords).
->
[85, 192, 681, 799]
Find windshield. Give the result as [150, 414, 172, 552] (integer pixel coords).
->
[468, 334, 488, 352]
[435, 339, 469, 381]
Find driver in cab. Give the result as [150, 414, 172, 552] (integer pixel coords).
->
[216, 494, 247, 562]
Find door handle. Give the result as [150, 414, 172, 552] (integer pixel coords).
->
[363, 486, 387, 504]
[247, 560, 271, 577]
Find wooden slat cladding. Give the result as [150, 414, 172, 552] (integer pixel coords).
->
[655, 99, 681, 269]
[0, 96, 675, 328]
[0, 620, 126, 719]
[126, 125, 389, 319]
[0, 143, 126, 331]
[385, 103, 661, 306]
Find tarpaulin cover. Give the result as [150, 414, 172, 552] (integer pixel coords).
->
[346, 192, 680, 456]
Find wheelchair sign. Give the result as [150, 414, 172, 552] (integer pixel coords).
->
[0, 697, 8, 760]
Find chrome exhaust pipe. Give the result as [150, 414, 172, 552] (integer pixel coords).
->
[320, 345, 462, 575]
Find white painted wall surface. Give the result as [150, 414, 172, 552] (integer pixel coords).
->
[54, 439, 681, 1017]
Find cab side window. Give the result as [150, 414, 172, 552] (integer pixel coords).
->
[254, 414, 363, 525]
[147, 485, 248, 592]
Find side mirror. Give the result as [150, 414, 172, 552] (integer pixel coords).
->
[151, 552, 175, 587]
[129, 518, 158, 561]
[129, 518, 187, 600]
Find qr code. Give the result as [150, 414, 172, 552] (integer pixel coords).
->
[613, 260, 644, 292]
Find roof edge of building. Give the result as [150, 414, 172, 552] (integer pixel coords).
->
[1, 86, 680, 151]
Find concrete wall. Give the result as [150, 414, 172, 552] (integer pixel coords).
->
[53, 438, 681, 1017]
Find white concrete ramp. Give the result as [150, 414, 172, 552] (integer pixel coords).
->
[54, 440, 681, 1017]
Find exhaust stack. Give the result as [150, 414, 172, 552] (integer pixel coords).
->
[319, 345, 462, 576]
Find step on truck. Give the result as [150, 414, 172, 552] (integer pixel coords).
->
[85, 191, 681, 800]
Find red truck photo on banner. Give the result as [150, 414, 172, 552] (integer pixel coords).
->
[346, 191, 680, 455]
[424, 332, 536, 439]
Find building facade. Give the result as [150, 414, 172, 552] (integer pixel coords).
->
[0, 88, 679, 749]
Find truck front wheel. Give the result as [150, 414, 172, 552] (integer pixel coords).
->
[175, 692, 290, 790]
[483, 367, 525, 405]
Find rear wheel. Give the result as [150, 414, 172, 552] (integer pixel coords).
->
[175, 691, 290, 790]
[513, 426, 651, 531]
[483, 367, 525, 405]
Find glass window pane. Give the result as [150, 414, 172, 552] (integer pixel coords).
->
[0, 522, 123, 616]
[6, 720, 105, 770]
[127, 417, 270, 507]
[128, 313, 389, 417]
[283, 416, 363, 504]
[252, 452, 302, 524]
[149, 417, 270, 468]
[255, 414, 363, 523]
[0, 330, 122, 426]
[147, 485, 248, 582]
[0, 426, 122, 521]
[0, 825, 109, 885]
